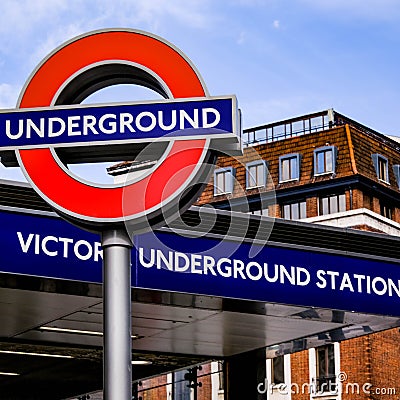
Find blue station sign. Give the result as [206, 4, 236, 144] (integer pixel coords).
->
[0, 96, 238, 150]
[2, 207, 400, 317]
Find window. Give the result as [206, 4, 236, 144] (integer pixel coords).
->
[381, 202, 393, 220]
[314, 146, 337, 175]
[214, 167, 234, 196]
[282, 201, 306, 220]
[316, 345, 336, 393]
[246, 161, 267, 189]
[319, 194, 346, 215]
[279, 154, 301, 182]
[248, 207, 269, 216]
[372, 154, 389, 183]
[393, 165, 400, 188]
[173, 370, 192, 400]
[272, 356, 284, 385]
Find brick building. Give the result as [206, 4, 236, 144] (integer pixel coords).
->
[109, 109, 400, 400]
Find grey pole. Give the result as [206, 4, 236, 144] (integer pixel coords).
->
[102, 229, 133, 400]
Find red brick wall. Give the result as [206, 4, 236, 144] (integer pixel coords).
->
[369, 328, 400, 399]
[197, 363, 213, 400]
[338, 328, 400, 400]
[140, 374, 168, 399]
[340, 336, 370, 400]
[291, 350, 309, 400]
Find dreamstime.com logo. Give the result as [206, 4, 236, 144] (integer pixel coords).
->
[257, 371, 397, 396]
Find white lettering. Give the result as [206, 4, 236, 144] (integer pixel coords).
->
[5, 119, 23, 139]
[179, 109, 199, 129]
[82, 115, 98, 135]
[48, 117, 65, 137]
[58, 237, 73, 258]
[41, 236, 58, 257]
[17, 232, 34, 253]
[74, 240, 93, 261]
[174, 252, 190, 272]
[158, 110, 177, 130]
[202, 108, 220, 128]
[139, 248, 154, 268]
[27, 118, 45, 138]
[136, 111, 157, 132]
[119, 113, 135, 133]
[316, 270, 327, 288]
[99, 114, 117, 134]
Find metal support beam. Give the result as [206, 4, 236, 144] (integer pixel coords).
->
[102, 229, 133, 400]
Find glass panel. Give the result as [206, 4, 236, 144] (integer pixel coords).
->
[300, 201, 307, 219]
[290, 157, 298, 179]
[248, 166, 257, 188]
[281, 158, 289, 181]
[329, 196, 338, 214]
[257, 164, 265, 186]
[321, 197, 329, 215]
[291, 203, 299, 220]
[339, 194, 346, 212]
[174, 369, 192, 400]
[283, 204, 291, 219]
[273, 124, 286, 140]
[327, 346, 335, 375]
[317, 348, 326, 377]
[255, 129, 265, 143]
[215, 172, 225, 194]
[325, 150, 333, 172]
[317, 151, 325, 174]
[291, 121, 303, 135]
[378, 158, 388, 181]
[272, 356, 285, 384]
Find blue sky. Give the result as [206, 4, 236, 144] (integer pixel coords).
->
[1, 0, 400, 182]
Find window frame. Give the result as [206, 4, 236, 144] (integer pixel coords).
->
[315, 344, 336, 393]
[282, 201, 307, 220]
[213, 167, 235, 196]
[313, 145, 337, 176]
[271, 355, 285, 385]
[279, 153, 301, 183]
[319, 193, 346, 216]
[372, 154, 389, 184]
[393, 164, 400, 188]
[246, 160, 267, 189]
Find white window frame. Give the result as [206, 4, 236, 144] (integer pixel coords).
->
[319, 194, 346, 216]
[266, 354, 292, 400]
[282, 201, 307, 220]
[372, 154, 389, 184]
[309, 343, 341, 398]
[246, 160, 267, 189]
[279, 153, 301, 183]
[214, 167, 235, 196]
[314, 146, 337, 176]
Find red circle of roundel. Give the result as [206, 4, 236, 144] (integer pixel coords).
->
[16, 30, 209, 222]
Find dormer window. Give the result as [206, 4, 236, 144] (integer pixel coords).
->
[279, 153, 301, 182]
[246, 161, 267, 189]
[214, 167, 235, 196]
[372, 154, 389, 184]
[314, 146, 337, 176]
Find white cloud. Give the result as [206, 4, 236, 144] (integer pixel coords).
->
[272, 20, 280, 29]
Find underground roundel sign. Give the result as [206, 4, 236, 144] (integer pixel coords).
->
[0, 29, 241, 231]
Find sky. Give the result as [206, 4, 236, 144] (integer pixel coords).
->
[1, 0, 400, 182]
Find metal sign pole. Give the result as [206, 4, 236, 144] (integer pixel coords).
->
[102, 229, 133, 400]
